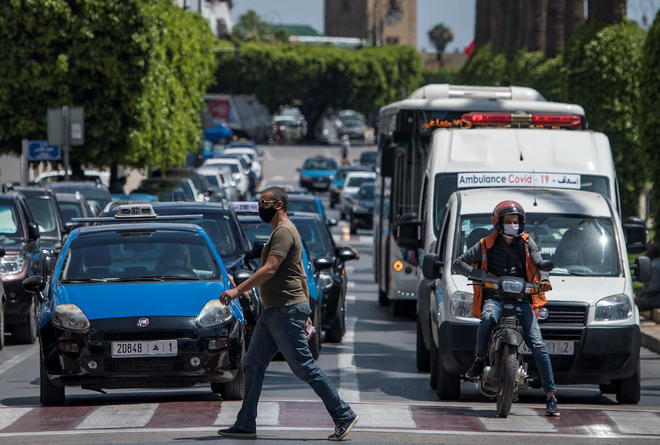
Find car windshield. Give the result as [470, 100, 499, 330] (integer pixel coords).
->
[0, 202, 22, 243]
[61, 230, 220, 282]
[303, 159, 337, 170]
[58, 202, 83, 223]
[25, 197, 59, 238]
[347, 177, 374, 188]
[356, 184, 375, 200]
[288, 200, 318, 214]
[203, 174, 220, 187]
[360, 151, 377, 163]
[293, 219, 333, 259]
[454, 213, 621, 277]
[166, 214, 240, 257]
[51, 186, 111, 210]
[212, 162, 239, 174]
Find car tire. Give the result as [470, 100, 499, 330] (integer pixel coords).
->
[325, 299, 345, 343]
[615, 364, 640, 404]
[599, 383, 616, 394]
[430, 343, 438, 390]
[416, 321, 430, 372]
[0, 302, 5, 350]
[378, 288, 389, 306]
[349, 216, 357, 235]
[13, 295, 38, 344]
[213, 366, 245, 401]
[40, 353, 65, 406]
[340, 211, 345, 220]
[435, 352, 461, 400]
[308, 303, 322, 359]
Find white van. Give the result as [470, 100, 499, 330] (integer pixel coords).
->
[420, 187, 649, 403]
[203, 158, 249, 199]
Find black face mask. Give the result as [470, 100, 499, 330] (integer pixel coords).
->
[259, 205, 277, 223]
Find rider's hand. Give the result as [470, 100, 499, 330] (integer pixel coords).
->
[539, 281, 552, 292]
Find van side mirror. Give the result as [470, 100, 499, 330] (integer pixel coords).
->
[27, 222, 40, 240]
[538, 260, 554, 272]
[396, 213, 422, 250]
[22, 275, 46, 293]
[632, 256, 651, 283]
[422, 253, 443, 280]
[623, 218, 647, 254]
[313, 257, 333, 270]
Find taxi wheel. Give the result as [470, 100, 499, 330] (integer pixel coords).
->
[40, 354, 65, 405]
[0, 304, 5, 350]
[349, 217, 357, 235]
[325, 300, 345, 343]
[13, 295, 38, 344]
[213, 367, 245, 401]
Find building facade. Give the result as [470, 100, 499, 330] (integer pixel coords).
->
[325, 0, 416, 47]
[174, 0, 233, 38]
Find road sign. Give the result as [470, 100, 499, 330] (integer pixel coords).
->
[26, 140, 61, 161]
[47, 106, 84, 146]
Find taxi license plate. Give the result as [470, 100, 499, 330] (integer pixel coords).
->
[111, 340, 177, 358]
[521, 340, 574, 355]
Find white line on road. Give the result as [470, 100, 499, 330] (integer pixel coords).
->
[0, 407, 32, 430]
[215, 401, 279, 426]
[356, 404, 415, 428]
[346, 294, 356, 301]
[76, 404, 157, 429]
[264, 150, 274, 161]
[338, 314, 360, 403]
[478, 407, 556, 432]
[605, 411, 660, 435]
[0, 345, 37, 376]
[347, 281, 356, 289]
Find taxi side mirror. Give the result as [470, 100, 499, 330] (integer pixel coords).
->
[336, 247, 358, 262]
[23, 275, 46, 293]
[234, 269, 252, 285]
[27, 222, 40, 241]
[313, 257, 333, 270]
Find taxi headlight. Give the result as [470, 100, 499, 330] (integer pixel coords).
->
[196, 300, 233, 327]
[353, 204, 369, 213]
[595, 294, 632, 321]
[0, 255, 25, 275]
[318, 272, 334, 290]
[52, 304, 90, 333]
[450, 291, 475, 318]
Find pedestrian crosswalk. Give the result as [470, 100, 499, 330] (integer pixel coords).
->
[0, 400, 658, 438]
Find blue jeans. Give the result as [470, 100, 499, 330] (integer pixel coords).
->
[233, 302, 355, 432]
[475, 299, 556, 394]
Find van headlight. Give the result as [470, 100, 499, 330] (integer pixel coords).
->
[594, 294, 632, 321]
[318, 272, 334, 290]
[450, 291, 475, 318]
[52, 304, 90, 333]
[0, 255, 25, 275]
[196, 300, 233, 327]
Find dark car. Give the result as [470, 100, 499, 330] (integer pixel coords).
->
[0, 250, 6, 350]
[45, 182, 112, 215]
[152, 167, 224, 203]
[329, 166, 370, 208]
[358, 150, 377, 169]
[287, 194, 337, 227]
[0, 192, 44, 344]
[27, 215, 247, 405]
[348, 183, 375, 234]
[133, 178, 196, 202]
[298, 156, 338, 191]
[54, 193, 93, 227]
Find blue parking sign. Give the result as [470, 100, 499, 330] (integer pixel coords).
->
[27, 140, 61, 161]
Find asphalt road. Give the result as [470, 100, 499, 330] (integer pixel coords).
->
[0, 143, 659, 444]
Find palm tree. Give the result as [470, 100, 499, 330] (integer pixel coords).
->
[428, 23, 454, 62]
[588, 0, 627, 24]
[546, 0, 566, 56]
[527, 0, 548, 52]
[565, 0, 586, 46]
[504, 0, 520, 54]
[491, 3, 506, 52]
[474, 0, 492, 48]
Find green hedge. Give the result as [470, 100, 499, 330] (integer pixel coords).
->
[0, 0, 217, 169]
[211, 43, 422, 132]
[639, 12, 660, 240]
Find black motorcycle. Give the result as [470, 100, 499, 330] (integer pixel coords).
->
[468, 261, 553, 418]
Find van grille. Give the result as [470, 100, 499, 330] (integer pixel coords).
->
[539, 303, 588, 326]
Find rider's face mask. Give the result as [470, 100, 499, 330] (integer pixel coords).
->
[503, 223, 520, 237]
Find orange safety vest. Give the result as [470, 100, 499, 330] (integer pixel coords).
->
[470, 232, 547, 318]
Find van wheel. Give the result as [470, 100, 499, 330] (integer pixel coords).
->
[378, 288, 389, 306]
[13, 295, 38, 344]
[213, 367, 245, 401]
[40, 354, 65, 405]
[436, 353, 461, 400]
[615, 365, 640, 404]
[416, 321, 430, 372]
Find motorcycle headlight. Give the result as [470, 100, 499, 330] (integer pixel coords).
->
[0, 254, 25, 275]
[450, 291, 475, 318]
[196, 299, 233, 327]
[501, 280, 524, 294]
[594, 294, 632, 321]
[318, 271, 334, 290]
[52, 304, 90, 333]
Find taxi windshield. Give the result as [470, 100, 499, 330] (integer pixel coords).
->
[61, 230, 220, 282]
[293, 219, 333, 259]
[167, 214, 240, 258]
[25, 197, 59, 238]
[454, 214, 621, 277]
[346, 177, 373, 188]
[303, 159, 337, 170]
[58, 202, 83, 223]
[288, 200, 318, 214]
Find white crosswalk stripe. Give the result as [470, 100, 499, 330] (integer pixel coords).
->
[214, 401, 280, 426]
[0, 408, 32, 430]
[355, 404, 415, 428]
[76, 404, 157, 429]
[605, 410, 660, 435]
[478, 407, 557, 432]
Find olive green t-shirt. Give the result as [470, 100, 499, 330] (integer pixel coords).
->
[259, 219, 308, 309]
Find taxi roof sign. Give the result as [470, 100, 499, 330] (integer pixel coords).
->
[231, 201, 259, 213]
[115, 204, 157, 219]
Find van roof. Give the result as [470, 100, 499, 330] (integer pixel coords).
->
[380, 98, 585, 117]
[456, 188, 613, 218]
[408, 84, 546, 101]
[428, 128, 614, 178]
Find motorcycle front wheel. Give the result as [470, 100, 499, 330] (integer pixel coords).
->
[496, 344, 517, 418]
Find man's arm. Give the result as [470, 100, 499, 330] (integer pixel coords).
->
[451, 242, 483, 277]
[299, 262, 310, 301]
[220, 254, 284, 304]
[527, 237, 550, 282]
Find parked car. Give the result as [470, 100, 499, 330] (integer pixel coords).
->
[287, 194, 337, 226]
[348, 183, 375, 234]
[339, 171, 376, 219]
[0, 192, 44, 344]
[29, 204, 247, 405]
[272, 107, 307, 142]
[298, 156, 338, 191]
[54, 193, 93, 228]
[338, 110, 367, 140]
[34, 169, 110, 188]
[204, 158, 251, 200]
[133, 178, 196, 202]
[223, 146, 262, 182]
[329, 166, 370, 208]
[357, 150, 377, 170]
[45, 182, 112, 215]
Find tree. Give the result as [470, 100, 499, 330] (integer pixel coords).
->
[588, 0, 627, 25]
[474, 0, 492, 48]
[565, 0, 586, 46]
[428, 23, 454, 62]
[528, 0, 548, 52]
[232, 10, 272, 41]
[546, 0, 567, 56]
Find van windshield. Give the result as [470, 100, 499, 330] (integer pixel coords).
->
[454, 214, 621, 277]
[434, 173, 610, 235]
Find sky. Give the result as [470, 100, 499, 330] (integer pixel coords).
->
[231, 0, 659, 53]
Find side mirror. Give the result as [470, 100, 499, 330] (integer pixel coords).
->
[245, 242, 265, 260]
[336, 246, 358, 261]
[397, 214, 422, 250]
[538, 260, 554, 272]
[22, 275, 46, 293]
[0, 248, 4, 258]
[632, 256, 651, 283]
[326, 218, 338, 227]
[27, 222, 40, 240]
[422, 253, 443, 280]
[623, 218, 647, 254]
[313, 257, 334, 270]
[234, 269, 252, 285]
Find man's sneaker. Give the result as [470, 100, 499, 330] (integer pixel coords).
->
[328, 414, 359, 441]
[546, 397, 560, 417]
[217, 426, 256, 438]
[464, 359, 484, 380]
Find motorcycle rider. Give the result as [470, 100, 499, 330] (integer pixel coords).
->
[452, 200, 560, 417]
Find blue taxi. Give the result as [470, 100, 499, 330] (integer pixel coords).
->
[23, 204, 246, 405]
[298, 156, 338, 191]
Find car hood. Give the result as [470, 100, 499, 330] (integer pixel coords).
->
[301, 170, 335, 178]
[355, 199, 374, 208]
[53, 281, 227, 320]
